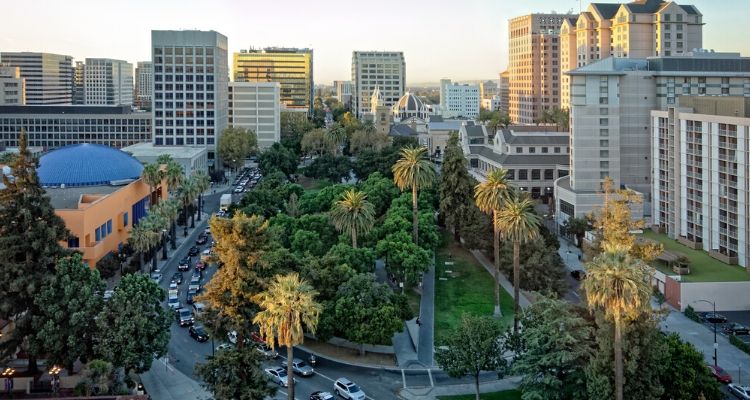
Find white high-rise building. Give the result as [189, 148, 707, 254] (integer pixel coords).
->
[135, 61, 153, 110]
[351, 51, 405, 118]
[84, 58, 133, 106]
[228, 82, 281, 150]
[439, 79, 480, 119]
[334, 80, 352, 106]
[0, 52, 73, 105]
[151, 30, 229, 170]
[0, 66, 25, 105]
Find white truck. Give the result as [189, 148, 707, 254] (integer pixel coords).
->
[220, 194, 232, 211]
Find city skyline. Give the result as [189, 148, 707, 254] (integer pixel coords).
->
[1, 0, 748, 85]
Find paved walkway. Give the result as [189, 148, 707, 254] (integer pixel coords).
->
[417, 260, 436, 367]
[140, 358, 211, 400]
[469, 250, 532, 310]
[399, 376, 521, 400]
[558, 238, 585, 272]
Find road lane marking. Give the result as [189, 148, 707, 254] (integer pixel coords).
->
[428, 369, 434, 387]
[401, 369, 406, 388]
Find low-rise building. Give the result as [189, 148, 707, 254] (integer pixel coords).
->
[121, 142, 208, 176]
[228, 82, 281, 150]
[0, 66, 25, 105]
[0, 105, 151, 149]
[439, 79, 480, 119]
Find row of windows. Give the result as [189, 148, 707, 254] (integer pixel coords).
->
[154, 47, 214, 56]
[154, 128, 214, 136]
[514, 146, 566, 154]
[154, 137, 215, 146]
[94, 219, 113, 242]
[154, 74, 215, 83]
[0, 118, 149, 125]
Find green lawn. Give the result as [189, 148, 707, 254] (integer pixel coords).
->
[437, 389, 522, 400]
[640, 230, 750, 282]
[434, 235, 514, 344]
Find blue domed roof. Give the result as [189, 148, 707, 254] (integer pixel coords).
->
[38, 143, 144, 187]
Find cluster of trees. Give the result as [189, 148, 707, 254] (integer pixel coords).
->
[534, 107, 570, 131]
[217, 127, 257, 172]
[0, 132, 170, 381]
[478, 109, 512, 133]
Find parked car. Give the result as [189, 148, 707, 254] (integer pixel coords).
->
[171, 272, 183, 285]
[333, 378, 366, 400]
[704, 313, 729, 324]
[192, 302, 205, 316]
[570, 270, 586, 281]
[256, 342, 278, 359]
[265, 367, 294, 387]
[150, 272, 163, 285]
[177, 308, 194, 327]
[282, 358, 314, 376]
[186, 291, 196, 305]
[310, 392, 335, 400]
[178, 257, 190, 272]
[196, 235, 208, 245]
[724, 323, 750, 336]
[189, 325, 209, 342]
[707, 364, 733, 383]
[103, 290, 114, 300]
[188, 246, 200, 257]
[195, 261, 206, 272]
[729, 383, 750, 399]
[216, 343, 234, 352]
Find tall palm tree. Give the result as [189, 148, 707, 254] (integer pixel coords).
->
[164, 161, 184, 195]
[143, 215, 167, 272]
[193, 171, 210, 222]
[254, 273, 321, 400]
[474, 168, 512, 317]
[141, 163, 164, 206]
[330, 189, 375, 248]
[392, 146, 436, 244]
[582, 251, 651, 400]
[128, 223, 152, 272]
[177, 177, 197, 234]
[325, 123, 347, 155]
[154, 199, 180, 253]
[495, 191, 541, 334]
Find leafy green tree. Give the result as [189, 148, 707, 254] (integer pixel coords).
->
[291, 229, 326, 257]
[583, 251, 652, 400]
[563, 216, 589, 248]
[495, 192, 541, 334]
[333, 274, 406, 347]
[353, 150, 397, 180]
[254, 273, 321, 400]
[218, 127, 257, 171]
[660, 333, 722, 400]
[498, 238, 567, 297]
[0, 130, 70, 370]
[439, 133, 474, 242]
[359, 172, 400, 217]
[474, 168, 512, 317]
[461, 203, 494, 254]
[435, 315, 509, 400]
[79, 359, 115, 396]
[258, 143, 298, 179]
[95, 273, 171, 373]
[512, 297, 593, 400]
[330, 189, 375, 248]
[31, 253, 105, 372]
[196, 346, 276, 400]
[350, 129, 390, 154]
[376, 230, 431, 289]
[325, 123, 347, 155]
[303, 154, 352, 183]
[301, 128, 334, 157]
[392, 146, 436, 244]
[325, 243, 376, 274]
[298, 255, 357, 302]
[298, 183, 353, 214]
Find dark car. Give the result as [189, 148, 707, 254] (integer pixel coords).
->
[707, 364, 732, 384]
[570, 270, 586, 281]
[188, 246, 200, 257]
[310, 391, 335, 400]
[723, 323, 750, 336]
[171, 272, 183, 285]
[195, 261, 207, 272]
[189, 325, 209, 342]
[704, 313, 728, 324]
[177, 308, 194, 327]
[196, 235, 208, 245]
[186, 291, 196, 305]
[178, 257, 190, 272]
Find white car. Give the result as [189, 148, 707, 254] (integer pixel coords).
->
[282, 358, 314, 376]
[265, 367, 294, 387]
[167, 296, 181, 310]
[169, 281, 178, 291]
[150, 272, 163, 284]
[333, 378, 365, 400]
[729, 384, 750, 399]
[216, 343, 234, 352]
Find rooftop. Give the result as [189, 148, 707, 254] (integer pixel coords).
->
[46, 185, 123, 210]
[122, 142, 207, 158]
[469, 145, 569, 166]
[464, 125, 485, 138]
[501, 130, 569, 145]
[0, 105, 143, 115]
[38, 143, 143, 187]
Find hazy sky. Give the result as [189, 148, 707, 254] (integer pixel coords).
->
[0, 0, 747, 85]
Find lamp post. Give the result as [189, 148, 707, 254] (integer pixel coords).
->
[49, 365, 61, 395]
[2, 367, 15, 396]
[693, 299, 718, 366]
[161, 229, 168, 260]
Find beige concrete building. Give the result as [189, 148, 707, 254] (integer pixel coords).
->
[559, 0, 703, 110]
[499, 70, 510, 113]
[508, 13, 576, 124]
[0, 66, 25, 105]
[228, 82, 281, 150]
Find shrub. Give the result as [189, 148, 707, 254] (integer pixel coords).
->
[730, 335, 750, 355]
[684, 305, 701, 323]
[95, 252, 121, 279]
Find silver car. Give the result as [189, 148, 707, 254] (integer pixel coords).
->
[265, 367, 295, 387]
[282, 358, 314, 376]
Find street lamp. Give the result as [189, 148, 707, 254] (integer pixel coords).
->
[693, 299, 718, 366]
[2, 367, 15, 396]
[49, 365, 61, 395]
[161, 229, 168, 260]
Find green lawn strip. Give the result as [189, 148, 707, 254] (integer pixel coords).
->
[640, 230, 750, 282]
[434, 236, 514, 344]
[437, 389, 523, 400]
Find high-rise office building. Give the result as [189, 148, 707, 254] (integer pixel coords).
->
[439, 79, 480, 119]
[351, 51, 405, 118]
[135, 61, 153, 109]
[0, 52, 73, 105]
[151, 30, 229, 170]
[233, 48, 313, 114]
[334, 80, 352, 106]
[84, 58, 134, 106]
[508, 13, 575, 124]
[73, 61, 85, 104]
[559, 0, 703, 110]
[0, 66, 25, 105]
[228, 82, 281, 150]
[499, 70, 510, 113]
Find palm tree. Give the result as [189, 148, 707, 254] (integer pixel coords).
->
[582, 251, 652, 400]
[474, 168, 512, 317]
[177, 177, 197, 234]
[330, 189, 375, 248]
[128, 223, 152, 272]
[254, 273, 321, 400]
[154, 199, 180, 252]
[141, 163, 164, 206]
[164, 161, 184, 195]
[143, 214, 167, 272]
[193, 171, 210, 222]
[392, 146, 436, 244]
[495, 191, 541, 334]
[325, 123, 347, 155]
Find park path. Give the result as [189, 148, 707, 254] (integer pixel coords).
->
[417, 258, 436, 366]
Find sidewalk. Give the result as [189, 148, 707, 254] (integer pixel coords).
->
[558, 238, 585, 272]
[399, 376, 521, 400]
[140, 358, 211, 400]
[417, 260, 436, 367]
[469, 250, 532, 310]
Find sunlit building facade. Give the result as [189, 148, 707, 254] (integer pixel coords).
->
[0, 52, 73, 105]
